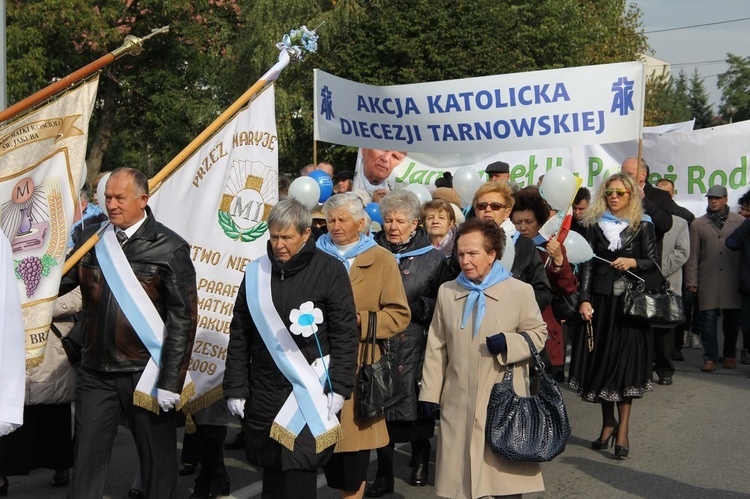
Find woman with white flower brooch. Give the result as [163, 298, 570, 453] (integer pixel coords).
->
[316, 193, 411, 499]
[224, 198, 360, 499]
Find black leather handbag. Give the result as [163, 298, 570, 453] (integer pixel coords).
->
[486, 331, 571, 462]
[621, 269, 686, 327]
[356, 311, 406, 418]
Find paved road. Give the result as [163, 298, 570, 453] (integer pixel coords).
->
[5, 346, 750, 498]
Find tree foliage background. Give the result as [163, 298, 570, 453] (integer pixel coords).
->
[7, 0, 654, 180]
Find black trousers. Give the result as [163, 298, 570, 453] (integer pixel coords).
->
[181, 425, 229, 496]
[261, 467, 318, 499]
[652, 326, 675, 379]
[71, 367, 178, 499]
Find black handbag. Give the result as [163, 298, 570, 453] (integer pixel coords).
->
[486, 331, 571, 462]
[356, 311, 406, 418]
[621, 267, 686, 327]
[550, 291, 578, 322]
[49, 321, 83, 365]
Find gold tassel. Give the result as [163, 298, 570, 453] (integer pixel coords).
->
[132, 390, 160, 414]
[269, 422, 297, 452]
[315, 425, 344, 454]
[185, 412, 197, 434]
[26, 353, 45, 369]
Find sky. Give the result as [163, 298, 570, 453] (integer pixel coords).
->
[634, 0, 750, 113]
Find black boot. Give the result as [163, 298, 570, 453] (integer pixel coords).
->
[409, 439, 430, 487]
[365, 476, 394, 497]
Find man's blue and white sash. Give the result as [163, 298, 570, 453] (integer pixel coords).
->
[96, 224, 193, 413]
[245, 255, 343, 453]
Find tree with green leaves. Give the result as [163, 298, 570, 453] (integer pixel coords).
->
[717, 53, 750, 124]
[6, 0, 243, 183]
[643, 68, 691, 126]
[687, 69, 713, 129]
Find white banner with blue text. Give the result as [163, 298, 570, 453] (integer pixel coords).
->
[314, 62, 645, 153]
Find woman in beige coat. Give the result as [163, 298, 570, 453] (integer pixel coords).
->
[318, 193, 411, 499]
[420, 219, 547, 499]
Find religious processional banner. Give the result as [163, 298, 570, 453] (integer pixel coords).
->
[314, 62, 646, 154]
[369, 119, 750, 217]
[149, 86, 278, 414]
[0, 78, 98, 368]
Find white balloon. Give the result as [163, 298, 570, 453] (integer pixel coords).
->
[403, 183, 431, 205]
[541, 168, 578, 210]
[97, 172, 111, 211]
[499, 231, 516, 273]
[453, 166, 482, 208]
[563, 230, 594, 264]
[288, 176, 321, 210]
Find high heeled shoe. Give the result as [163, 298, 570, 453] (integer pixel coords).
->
[591, 422, 619, 450]
[614, 445, 630, 459]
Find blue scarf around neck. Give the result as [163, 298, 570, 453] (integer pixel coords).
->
[316, 233, 377, 272]
[456, 260, 512, 337]
[600, 211, 652, 224]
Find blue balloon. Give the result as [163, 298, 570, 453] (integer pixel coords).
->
[365, 202, 383, 225]
[308, 170, 333, 203]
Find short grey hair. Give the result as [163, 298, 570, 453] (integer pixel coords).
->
[323, 192, 365, 221]
[110, 167, 149, 197]
[379, 190, 422, 222]
[268, 197, 312, 234]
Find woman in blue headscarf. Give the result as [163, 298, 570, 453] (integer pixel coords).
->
[419, 218, 548, 498]
[569, 172, 658, 459]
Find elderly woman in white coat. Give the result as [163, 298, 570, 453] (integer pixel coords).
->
[419, 218, 547, 499]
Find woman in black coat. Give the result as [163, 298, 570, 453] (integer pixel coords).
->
[223, 199, 359, 499]
[366, 190, 445, 497]
[569, 172, 658, 460]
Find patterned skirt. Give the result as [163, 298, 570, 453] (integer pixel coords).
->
[568, 292, 653, 403]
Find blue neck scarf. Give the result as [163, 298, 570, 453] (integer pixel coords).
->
[316, 233, 377, 271]
[392, 244, 433, 263]
[600, 211, 652, 224]
[456, 260, 512, 337]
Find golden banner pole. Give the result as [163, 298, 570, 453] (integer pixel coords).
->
[0, 27, 168, 125]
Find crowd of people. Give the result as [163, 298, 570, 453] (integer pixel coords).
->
[2, 152, 750, 499]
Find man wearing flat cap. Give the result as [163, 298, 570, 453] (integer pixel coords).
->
[685, 184, 744, 372]
[332, 171, 354, 194]
[485, 161, 510, 183]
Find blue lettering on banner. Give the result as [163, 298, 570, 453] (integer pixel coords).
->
[610, 77, 634, 116]
[356, 95, 421, 118]
[320, 86, 335, 121]
[341, 119, 422, 145]
[424, 110, 605, 142]
[426, 83, 570, 113]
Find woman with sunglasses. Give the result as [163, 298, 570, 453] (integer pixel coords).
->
[568, 172, 658, 459]
[469, 182, 552, 311]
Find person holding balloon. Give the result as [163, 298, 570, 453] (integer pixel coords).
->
[568, 172, 658, 460]
[511, 187, 578, 382]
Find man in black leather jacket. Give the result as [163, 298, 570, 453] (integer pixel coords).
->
[60, 167, 197, 499]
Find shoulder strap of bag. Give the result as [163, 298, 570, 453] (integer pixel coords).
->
[519, 331, 546, 375]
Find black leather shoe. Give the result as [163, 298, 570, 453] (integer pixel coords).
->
[51, 470, 69, 487]
[657, 377, 673, 386]
[179, 464, 198, 476]
[365, 476, 394, 497]
[410, 462, 428, 486]
[127, 488, 144, 499]
[224, 431, 245, 450]
[671, 350, 684, 361]
[614, 445, 630, 459]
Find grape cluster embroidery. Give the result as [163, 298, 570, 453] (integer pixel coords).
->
[15, 254, 57, 298]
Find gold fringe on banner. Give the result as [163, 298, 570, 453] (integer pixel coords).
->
[315, 425, 343, 454]
[270, 422, 298, 452]
[26, 353, 45, 370]
[183, 385, 224, 415]
[133, 390, 160, 414]
[176, 381, 196, 411]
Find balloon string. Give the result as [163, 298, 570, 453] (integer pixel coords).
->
[593, 254, 645, 282]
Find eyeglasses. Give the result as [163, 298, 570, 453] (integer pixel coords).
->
[604, 188, 630, 198]
[475, 202, 507, 211]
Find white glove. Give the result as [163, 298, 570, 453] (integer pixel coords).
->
[157, 388, 181, 412]
[227, 398, 246, 418]
[327, 392, 345, 420]
[0, 422, 19, 437]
